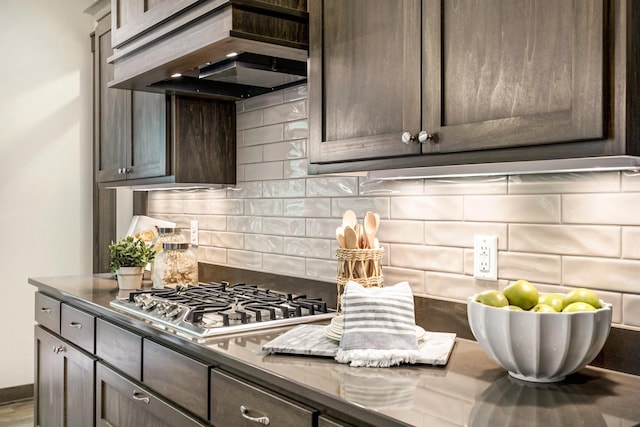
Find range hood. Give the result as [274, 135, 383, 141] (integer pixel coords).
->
[108, 0, 309, 99]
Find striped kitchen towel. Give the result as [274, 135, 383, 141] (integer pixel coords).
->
[335, 280, 420, 367]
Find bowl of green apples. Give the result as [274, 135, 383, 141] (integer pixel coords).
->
[468, 280, 612, 383]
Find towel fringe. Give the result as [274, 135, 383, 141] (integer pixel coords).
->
[335, 349, 421, 368]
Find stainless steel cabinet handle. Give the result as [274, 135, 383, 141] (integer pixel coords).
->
[40, 307, 51, 314]
[52, 345, 65, 354]
[132, 390, 150, 404]
[240, 405, 270, 425]
[69, 322, 82, 329]
[401, 131, 434, 144]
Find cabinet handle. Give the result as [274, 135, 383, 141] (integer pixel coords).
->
[69, 322, 82, 329]
[40, 307, 51, 314]
[52, 345, 65, 354]
[240, 405, 270, 425]
[132, 390, 150, 404]
[401, 131, 434, 144]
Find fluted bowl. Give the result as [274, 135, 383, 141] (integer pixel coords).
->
[467, 296, 612, 382]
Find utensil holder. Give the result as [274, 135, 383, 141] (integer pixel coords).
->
[336, 248, 384, 313]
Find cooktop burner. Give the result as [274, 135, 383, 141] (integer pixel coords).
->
[110, 281, 336, 338]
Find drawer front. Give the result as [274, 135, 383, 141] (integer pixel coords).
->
[210, 369, 315, 427]
[143, 339, 209, 421]
[96, 319, 142, 381]
[60, 304, 95, 353]
[96, 363, 206, 427]
[35, 293, 61, 334]
[319, 416, 353, 427]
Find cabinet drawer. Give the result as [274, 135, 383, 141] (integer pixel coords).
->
[60, 304, 95, 353]
[319, 415, 354, 427]
[96, 363, 206, 427]
[96, 318, 142, 381]
[211, 369, 315, 427]
[143, 339, 209, 421]
[34, 293, 61, 334]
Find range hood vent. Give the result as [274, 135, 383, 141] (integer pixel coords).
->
[108, 1, 309, 100]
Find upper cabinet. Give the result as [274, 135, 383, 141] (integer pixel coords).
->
[309, 0, 640, 174]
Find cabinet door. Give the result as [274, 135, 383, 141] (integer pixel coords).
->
[95, 16, 129, 183]
[127, 91, 167, 180]
[309, 0, 422, 164]
[35, 326, 95, 427]
[423, 0, 605, 153]
[96, 363, 206, 427]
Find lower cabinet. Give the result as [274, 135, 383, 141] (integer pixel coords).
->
[210, 369, 316, 427]
[96, 363, 206, 427]
[34, 326, 95, 427]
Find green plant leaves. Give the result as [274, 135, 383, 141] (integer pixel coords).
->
[108, 236, 156, 273]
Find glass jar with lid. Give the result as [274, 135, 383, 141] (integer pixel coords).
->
[153, 242, 198, 291]
[152, 228, 186, 288]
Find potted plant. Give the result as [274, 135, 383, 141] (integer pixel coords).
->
[109, 236, 155, 289]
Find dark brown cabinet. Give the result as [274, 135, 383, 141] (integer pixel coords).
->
[96, 363, 206, 427]
[309, 0, 640, 174]
[35, 326, 95, 427]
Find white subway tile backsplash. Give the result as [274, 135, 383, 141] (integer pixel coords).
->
[510, 224, 621, 257]
[264, 100, 307, 125]
[245, 235, 283, 253]
[464, 195, 560, 223]
[390, 244, 464, 274]
[263, 139, 307, 161]
[306, 176, 358, 197]
[622, 227, 640, 259]
[157, 85, 640, 325]
[262, 217, 306, 236]
[508, 172, 620, 194]
[283, 119, 308, 140]
[562, 256, 640, 293]
[245, 199, 283, 216]
[244, 124, 283, 146]
[244, 161, 283, 181]
[263, 179, 305, 198]
[563, 194, 640, 225]
[391, 196, 464, 221]
[283, 198, 331, 217]
[263, 254, 307, 276]
[284, 237, 332, 259]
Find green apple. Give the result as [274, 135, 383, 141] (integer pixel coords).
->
[537, 293, 565, 312]
[564, 288, 601, 310]
[562, 302, 597, 312]
[531, 303, 557, 313]
[503, 305, 524, 311]
[475, 290, 508, 307]
[503, 280, 539, 310]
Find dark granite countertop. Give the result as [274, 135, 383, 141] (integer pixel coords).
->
[29, 275, 640, 426]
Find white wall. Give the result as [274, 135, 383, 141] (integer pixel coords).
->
[0, 0, 94, 389]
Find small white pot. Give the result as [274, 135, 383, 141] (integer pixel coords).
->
[116, 266, 144, 290]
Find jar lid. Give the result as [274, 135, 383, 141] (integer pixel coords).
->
[157, 227, 178, 234]
[162, 242, 190, 250]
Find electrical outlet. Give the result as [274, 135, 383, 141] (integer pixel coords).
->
[190, 220, 199, 246]
[474, 235, 498, 280]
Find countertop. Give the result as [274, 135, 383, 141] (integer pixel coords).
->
[29, 274, 640, 426]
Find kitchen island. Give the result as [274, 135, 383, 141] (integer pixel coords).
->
[30, 275, 640, 426]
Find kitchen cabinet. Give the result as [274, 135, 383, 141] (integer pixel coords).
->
[96, 363, 206, 427]
[34, 326, 95, 427]
[309, 0, 640, 174]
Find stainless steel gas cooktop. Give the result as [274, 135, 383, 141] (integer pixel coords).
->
[110, 281, 336, 339]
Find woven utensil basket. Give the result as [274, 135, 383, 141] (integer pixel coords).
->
[336, 247, 384, 313]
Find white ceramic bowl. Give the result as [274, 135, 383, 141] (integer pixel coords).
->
[467, 296, 612, 382]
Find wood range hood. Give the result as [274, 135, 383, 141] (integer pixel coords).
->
[108, 0, 309, 100]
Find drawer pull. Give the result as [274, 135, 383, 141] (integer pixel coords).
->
[132, 390, 150, 404]
[240, 405, 270, 425]
[40, 307, 52, 314]
[52, 345, 65, 354]
[69, 322, 83, 329]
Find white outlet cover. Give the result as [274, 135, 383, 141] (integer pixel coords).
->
[474, 235, 498, 281]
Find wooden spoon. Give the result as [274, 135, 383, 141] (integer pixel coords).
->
[364, 211, 380, 249]
[342, 210, 357, 228]
[336, 226, 345, 248]
[344, 226, 358, 249]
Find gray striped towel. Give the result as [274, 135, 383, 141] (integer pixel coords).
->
[335, 281, 420, 367]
